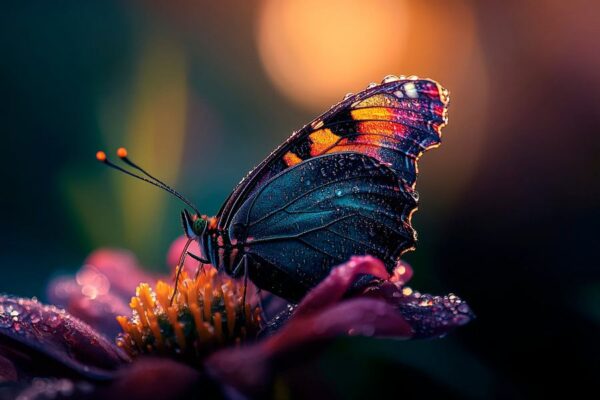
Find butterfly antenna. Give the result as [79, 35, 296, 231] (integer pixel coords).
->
[95, 149, 200, 215]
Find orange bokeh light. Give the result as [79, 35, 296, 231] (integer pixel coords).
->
[256, 0, 408, 110]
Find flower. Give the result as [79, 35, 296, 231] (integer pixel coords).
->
[115, 268, 262, 363]
[0, 239, 474, 399]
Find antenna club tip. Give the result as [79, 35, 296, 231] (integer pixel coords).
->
[117, 147, 128, 158]
[96, 151, 107, 162]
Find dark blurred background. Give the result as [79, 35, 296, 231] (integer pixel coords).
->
[1, 0, 598, 398]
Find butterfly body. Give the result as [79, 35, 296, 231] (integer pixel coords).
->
[184, 76, 450, 302]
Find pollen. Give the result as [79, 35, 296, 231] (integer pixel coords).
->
[116, 267, 262, 363]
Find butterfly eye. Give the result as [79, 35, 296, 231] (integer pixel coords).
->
[193, 218, 208, 236]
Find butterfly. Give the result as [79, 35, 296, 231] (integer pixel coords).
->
[97, 75, 449, 302]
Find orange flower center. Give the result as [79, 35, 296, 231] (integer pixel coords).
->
[116, 268, 261, 363]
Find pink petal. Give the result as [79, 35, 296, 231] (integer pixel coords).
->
[0, 354, 17, 382]
[207, 298, 412, 394]
[294, 256, 389, 318]
[166, 236, 204, 276]
[269, 298, 413, 350]
[84, 249, 158, 297]
[48, 275, 131, 338]
[98, 357, 206, 399]
[48, 249, 162, 336]
[205, 345, 268, 396]
[0, 296, 129, 380]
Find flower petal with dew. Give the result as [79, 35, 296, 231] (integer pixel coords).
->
[48, 249, 160, 338]
[206, 256, 474, 395]
[0, 241, 473, 399]
[0, 295, 129, 381]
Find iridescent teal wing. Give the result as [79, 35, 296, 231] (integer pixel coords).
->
[228, 152, 416, 301]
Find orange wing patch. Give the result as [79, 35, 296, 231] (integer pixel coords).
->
[308, 129, 341, 156]
[350, 107, 394, 121]
[283, 151, 303, 167]
[356, 120, 407, 137]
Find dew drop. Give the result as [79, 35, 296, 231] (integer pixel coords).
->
[311, 120, 324, 130]
[48, 315, 62, 329]
[404, 82, 419, 98]
[366, 82, 378, 89]
[382, 75, 400, 83]
[335, 189, 343, 197]
[343, 92, 354, 100]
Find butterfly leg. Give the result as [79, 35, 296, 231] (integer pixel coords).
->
[256, 288, 270, 323]
[194, 263, 205, 279]
[242, 255, 249, 319]
[187, 252, 210, 264]
[187, 251, 209, 278]
[232, 255, 250, 321]
[170, 238, 193, 305]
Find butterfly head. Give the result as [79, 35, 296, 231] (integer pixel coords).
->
[181, 209, 208, 240]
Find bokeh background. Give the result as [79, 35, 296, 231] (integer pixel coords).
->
[1, 0, 598, 398]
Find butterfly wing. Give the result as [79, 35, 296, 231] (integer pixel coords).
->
[218, 76, 449, 230]
[228, 152, 417, 301]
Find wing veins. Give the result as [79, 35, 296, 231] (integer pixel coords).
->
[246, 174, 390, 228]
[324, 227, 387, 256]
[248, 213, 357, 244]
[296, 237, 346, 263]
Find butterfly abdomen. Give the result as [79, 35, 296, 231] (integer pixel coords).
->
[201, 227, 245, 277]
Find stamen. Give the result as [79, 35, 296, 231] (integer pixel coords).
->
[203, 283, 212, 321]
[167, 307, 186, 350]
[149, 320, 164, 351]
[155, 281, 171, 311]
[190, 303, 210, 341]
[130, 297, 148, 327]
[116, 265, 262, 362]
[223, 287, 236, 337]
[213, 312, 223, 343]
